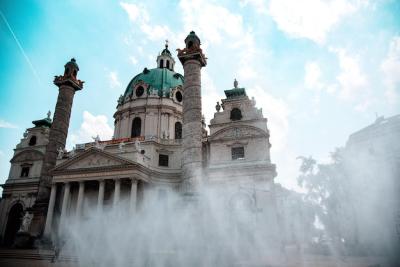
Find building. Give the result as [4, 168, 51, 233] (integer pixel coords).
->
[0, 32, 277, 247]
[343, 114, 400, 256]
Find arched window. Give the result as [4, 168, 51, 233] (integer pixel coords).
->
[160, 59, 164, 68]
[230, 108, 242, 121]
[131, 117, 141, 138]
[188, 41, 193, 48]
[166, 60, 170, 69]
[28, 136, 37, 146]
[175, 122, 182, 139]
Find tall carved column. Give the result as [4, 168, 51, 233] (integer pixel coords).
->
[177, 31, 207, 193]
[30, 59, 84, 238]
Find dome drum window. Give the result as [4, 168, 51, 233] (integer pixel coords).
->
[135, 86, 145, 97]
[175, 122, 182, 139]
[131, 117, 142, 138]
[175, 91, 183, 103]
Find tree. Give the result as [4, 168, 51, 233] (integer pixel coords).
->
[297, 149, 358, 254]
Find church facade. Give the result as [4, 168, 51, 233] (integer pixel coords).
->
[0, 32, 277, 247]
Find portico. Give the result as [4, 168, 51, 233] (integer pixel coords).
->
[44, 177, 140, 238]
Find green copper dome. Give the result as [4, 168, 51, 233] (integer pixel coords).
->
[123, 68, 184, 99]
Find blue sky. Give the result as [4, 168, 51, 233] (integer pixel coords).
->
[0, 0, 399, 190]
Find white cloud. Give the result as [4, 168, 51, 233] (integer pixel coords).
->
[109, 71, 122, 89]
[331, 47, 368, 101]
[247, 85, 290, 152]
[239, 0, 268, 14]
[120, 2, 173, 41]
[178, 0, 261, 84]
[381, 36, 400, 105]
[129, 56, 138, 65]
[0, 119, 17, 129]
[269, 0, 362, 44]
[354, 99, 371, 112]
[304, 61, 323, 90]
[68, 111, 113, 149]
[179, 0, 245, 45]
[201, 71, 225, 126]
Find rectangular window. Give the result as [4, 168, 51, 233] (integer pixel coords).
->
[232, 147, 245, 160]
[20, 166, 30, 177]
[159, 154, 169, 167]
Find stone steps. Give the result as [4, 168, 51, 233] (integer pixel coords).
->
[0, 249, 76, 262]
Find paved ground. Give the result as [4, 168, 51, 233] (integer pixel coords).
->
[0, 247, 392, 267]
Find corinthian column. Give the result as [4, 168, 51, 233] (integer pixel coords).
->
[97, 180, 105, 212]
[60, 182, 70, 227]
[130, 178, 138, 213]
[113, 179, 121, 207]
[76, 181, 85, 217]
[43, 183, 57, 238]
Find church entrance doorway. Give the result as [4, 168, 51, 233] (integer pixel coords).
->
[3, 203, 23, 247]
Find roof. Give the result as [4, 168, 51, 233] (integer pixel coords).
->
[123, 67, 184, 99]
[32, 117, 52, 128]
[224, 88, 247, 99]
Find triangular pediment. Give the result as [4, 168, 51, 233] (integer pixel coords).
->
[52, 147, 134, 172]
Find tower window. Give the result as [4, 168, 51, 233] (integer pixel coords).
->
[28, 136, 37, 146]
[187, 41, 193, 48]
[166, 60, 170, 69]
[175, 122, 182, 139]
[232, 147, 245, 160]
[160, 59, 164, 68]
[20, 166, 30, 177]
[230, 108, 242, 121]
[136, 86, 144, 97]
[131, 117, 141, 138]
[175, 91, 182, 102]
[159, 154, 169, 167]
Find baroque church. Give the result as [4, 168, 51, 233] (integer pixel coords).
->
[0, 32, 277, 247]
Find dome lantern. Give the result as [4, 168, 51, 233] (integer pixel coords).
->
[157, 40, 175, 71]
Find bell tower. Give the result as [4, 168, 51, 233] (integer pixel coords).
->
[31, 58, 84, 237]
[177, 31, 207, 193]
